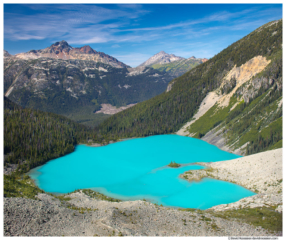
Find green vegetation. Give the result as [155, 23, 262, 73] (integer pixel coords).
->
[96, 20, 282, 146]
[80, 189, 121, 202]
[187, 97, 238, 138]
[4, 97, 112, 174]
[63, 105, 111, 127]
[211, 206, 282, 233]
[4, 174, 44, 199]
[168, 161, 181, 168]
[67, 206, 98, 213]
[150, 58, 203, 78]
[268, 139, 282, 150]
[178, 208, 203, 213]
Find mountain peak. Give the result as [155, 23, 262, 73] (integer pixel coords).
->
[14, 41, 129, 68]
[139, 51, 185, 67]
[4, 50, 12, 58]
[50, 40, 72, 50]
[77, 45, 97, 54]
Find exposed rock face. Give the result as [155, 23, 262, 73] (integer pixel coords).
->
[166, 81, 175, 92]
[15, 40, 129, 68]
[176, 91, 221, 135]
[176, 55, 281, 155]
[217, 56, 271, 107]
[139, 51, 185, 67]
[4, 50, 12, 58]
[126, 66, 149, 76]
[4, 57, 173, 120]
[95, 103, 136, 115]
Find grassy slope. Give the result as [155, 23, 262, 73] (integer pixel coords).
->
[151, 58, 203, 77]
[187, 49, 282, 154]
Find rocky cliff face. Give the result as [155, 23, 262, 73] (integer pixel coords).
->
[4, 57, 173, 126]
[15, 40, 129, 68]
[4, 50, 12, 58]
[139, 51, 185, 67]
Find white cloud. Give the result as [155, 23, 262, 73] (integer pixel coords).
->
[111, 44, 121, 48]
[4, 4, 148, 42]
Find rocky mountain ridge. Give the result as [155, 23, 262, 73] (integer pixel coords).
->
[4, 50, 12, 58]
[151, 57, 207, 78]
[139, 51, 185, 67]
[4, 56, 173, 127]
[139, 51, 208, 78]
[14, 40, 129, 68]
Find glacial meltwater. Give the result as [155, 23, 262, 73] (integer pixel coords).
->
[28, 135, 256, 209]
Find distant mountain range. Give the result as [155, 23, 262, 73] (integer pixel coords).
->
[15, 40, 129, 68]
[4, 47, 173, 127]
[4, 41, 208, 127]
[150, 56, 208, 78]
[139, 51, 185, 67]
[139, 51, 208, 77]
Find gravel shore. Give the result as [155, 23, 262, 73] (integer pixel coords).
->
[181, 148, 282, 211]
[4, 193, 273, 237]
[4, 148, 282, 236]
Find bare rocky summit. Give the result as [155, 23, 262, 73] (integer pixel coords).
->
[15, 40, 129, 68]
[139, 51, 185, 67]
[4, 50, 12, 58]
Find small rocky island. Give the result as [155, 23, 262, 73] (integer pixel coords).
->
[168, 161, 181, 168]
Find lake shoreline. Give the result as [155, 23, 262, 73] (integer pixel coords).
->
[180, 148, 282, 212]
[28, 135, 244, 209]
[4, 147, 282, 236]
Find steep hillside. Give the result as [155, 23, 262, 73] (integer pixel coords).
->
[15, 40, 129, 68]
[4, 57, 173, 127]
[96, 20, 282, 155]
[179, 51, 282, 155]
[151, 56, 207, 78]
[138, 51, 184, 67]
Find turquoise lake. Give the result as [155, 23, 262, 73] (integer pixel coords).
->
[29, 135, 256, 209]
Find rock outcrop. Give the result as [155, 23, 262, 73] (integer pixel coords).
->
[139, 51, 185, 67]
[15, 40, 129, 68]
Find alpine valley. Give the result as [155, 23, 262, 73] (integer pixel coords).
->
[4, 18, 283, 237]
[4, 41, 187, 127]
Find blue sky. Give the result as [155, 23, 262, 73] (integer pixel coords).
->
[4, 4, 282, 67]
